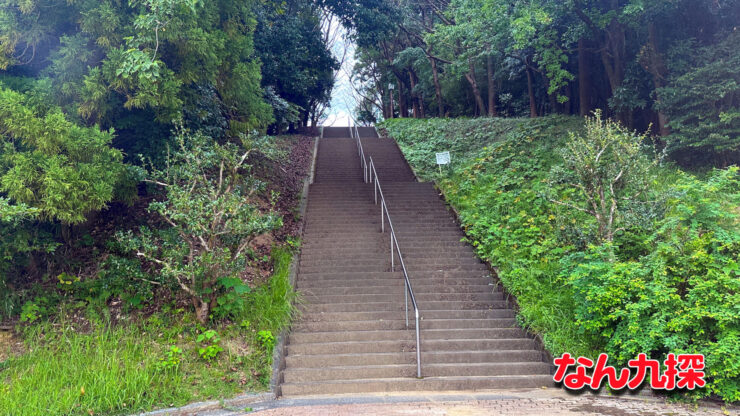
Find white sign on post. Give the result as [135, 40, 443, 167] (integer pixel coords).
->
[435, 151, 451, 174]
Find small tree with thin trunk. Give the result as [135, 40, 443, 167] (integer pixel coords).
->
[549, 111, 659, 242]
[118, 130, 282, 323]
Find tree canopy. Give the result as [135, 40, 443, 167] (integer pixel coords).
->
[326, 0, 739, 166]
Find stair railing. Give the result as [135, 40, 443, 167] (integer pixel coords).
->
[352, 121, 369, 183]
[353, 124, 422, 379]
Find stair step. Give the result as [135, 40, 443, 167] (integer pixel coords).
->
[283, 362, 550, 383]
[294, 318, 517, 332]
[302, 293, 501, 304]
[287, 338, 538, 355]
[280, 375, 554, 396]
[285, 350, 544, 368]
[299, 284, 498, 295]
[296, 270, 490, 280]
[288, 328, 526, 344]
[298, 280, 495, 291]
[299, 309, 516, 322]
[301, 300, 509, 313]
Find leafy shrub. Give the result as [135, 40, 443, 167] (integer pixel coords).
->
[0, 86, 125, 224]
[19, 300, 45, 324]
[257, 330, 275, 352]
[93, 255, 158, 309]
[564, 168, 740, 400]
[196, 330, 223, 361]
[156, 346, 183, 372]
[0, 198, 55, 319]
[118, 130, 282, 323]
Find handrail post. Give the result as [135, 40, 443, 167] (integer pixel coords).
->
[374, 175, 378, 203]
[381, 201, 385, 233]
[415, 310, 421, 378]
[390, 233, 394, 271]
[405, 279, 409, 327]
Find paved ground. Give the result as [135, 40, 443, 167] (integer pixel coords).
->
[235, 389, 737, 416]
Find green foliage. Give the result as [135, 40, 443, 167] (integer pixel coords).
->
[0, 198, 54, 301]
[0, 86, 124, 224]
[196, 330, 223, 361]
[0, 314, 272, 416]
[386, 116, 740, 401]
[254, 0, 338, 130]
[0, 0, 276, 157]
[19, 300, 44, 324]
[548, 111, 659, 242]
[380, 115, 581, 180]
[656, 33, 740, 166]
[244, 246, 297, 334]
[156, 346, 183, 372]
[92, 254, 157, 310]
[257, 330, 275, 352]
[564, 168, 740, 400]
[118, 130, 282, 323]
[385, 115, 589, 356]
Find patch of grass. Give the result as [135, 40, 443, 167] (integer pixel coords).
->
[1, 323, 181, 415]
[244, 246, 297, 335]
[0, 244, 298, 416]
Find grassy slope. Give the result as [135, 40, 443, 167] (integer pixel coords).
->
[381, 115, 590, 356]
[0, 246, 295, 415]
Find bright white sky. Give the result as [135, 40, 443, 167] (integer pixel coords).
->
[323, 23, 357, 127]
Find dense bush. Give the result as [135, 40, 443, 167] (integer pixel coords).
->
[384, 116, 740, 401]
[0, 87, 124, 224]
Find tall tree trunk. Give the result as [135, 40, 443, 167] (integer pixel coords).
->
[397, 76, 408, 118]
[548, 91, 558, 114]
[465, 57, 486, 116]
[388, 87, 394, 119]
[486, 48, 498, 117]
[599, 17, 630, 126]
[598, 18, 626, 95]
[647, 22, 670, 137]
[409, 71, 421, 118]
[566, 82, 574, 114]
[572, 1, 625, 120]
[578, 38, 591, 116]
[525, 60, 538, 118]
[428, 54, 444, 117]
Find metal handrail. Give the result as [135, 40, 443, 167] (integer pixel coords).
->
[353, 121, 369, 183]
[353, 124, 422, 379]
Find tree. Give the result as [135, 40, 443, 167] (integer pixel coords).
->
[254, 0, 338, 130]
[549, 111, 658, 242]
[119, 131, 282, 323]
[0, 0, 273, 159]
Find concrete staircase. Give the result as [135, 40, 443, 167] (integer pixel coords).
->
[279, 127, 552, 396]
